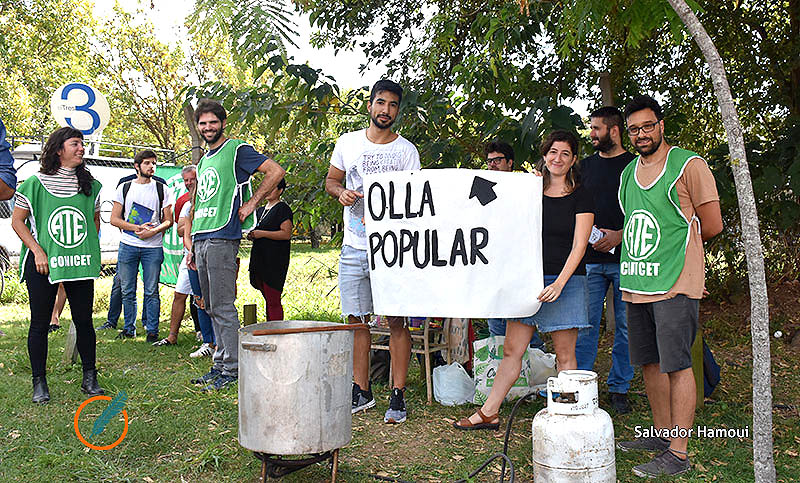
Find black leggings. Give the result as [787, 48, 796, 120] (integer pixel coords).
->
[24, 255, 96, 377]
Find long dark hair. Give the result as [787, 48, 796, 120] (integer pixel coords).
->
[40, 127, 94, 196]
[536, 130, 580, 193]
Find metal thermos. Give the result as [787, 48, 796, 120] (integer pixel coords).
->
[532, 370, 616, 482]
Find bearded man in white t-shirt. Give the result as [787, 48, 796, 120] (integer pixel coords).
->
[325, 79, 420, 424]
[110, 150, 174, 342]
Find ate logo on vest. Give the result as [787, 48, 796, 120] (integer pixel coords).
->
[48, 206, 88, 249]
[624, 209, 661, 261]
[197, 167, 220, 203]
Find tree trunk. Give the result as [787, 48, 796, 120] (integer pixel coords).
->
[665, 1, 775, 481]
[310, 224, 320, 249]
[183, 103, 203, 164]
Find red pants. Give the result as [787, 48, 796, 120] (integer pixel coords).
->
[259, 281, 284, 321]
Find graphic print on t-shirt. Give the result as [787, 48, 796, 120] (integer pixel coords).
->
[346, 150, 404, 243]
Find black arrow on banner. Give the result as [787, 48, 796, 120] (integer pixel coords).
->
[469, 176, 498, 206]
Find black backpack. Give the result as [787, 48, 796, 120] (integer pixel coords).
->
[121, 180, 165, 222]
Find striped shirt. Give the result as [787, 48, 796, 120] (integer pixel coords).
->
[14, 167, 101, 212]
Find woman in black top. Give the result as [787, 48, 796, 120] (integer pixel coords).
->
[247, 178, 293, 321]
[455, 130, 594, 430]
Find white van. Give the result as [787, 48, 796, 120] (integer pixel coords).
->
[0, 137, 176, 276]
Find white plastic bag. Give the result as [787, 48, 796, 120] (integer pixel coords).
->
[433, 362, 475, 406]
[472, 335, 532, 405]
[528, 348, 558, 389]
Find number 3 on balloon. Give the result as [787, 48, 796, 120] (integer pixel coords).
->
[62, 83, 101, 134]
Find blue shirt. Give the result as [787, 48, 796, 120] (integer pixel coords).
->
[0, 118, 17, 191]
[193, 142, 267, 241]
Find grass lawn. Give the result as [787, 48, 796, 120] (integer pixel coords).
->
[0, 242, 798, 482]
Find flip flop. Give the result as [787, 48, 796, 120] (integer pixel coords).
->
[453, 408, 500, 431]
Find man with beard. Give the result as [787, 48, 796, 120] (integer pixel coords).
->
[574, 107, 635, 414]
[110, 150, 174, 342]
[325, 80, 420, 423]
[188, 99, 284, 391]
[616, 95, 722, 478]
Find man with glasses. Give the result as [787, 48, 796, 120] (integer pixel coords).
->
[483, 139, 545, 352]
[616, 95, 722, 478]
[574, 107, 635, 414]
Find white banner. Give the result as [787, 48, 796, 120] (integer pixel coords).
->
[364, 168, 543, 318]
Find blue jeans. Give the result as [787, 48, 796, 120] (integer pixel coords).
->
[575, 263, 634, 393]
[117, 242, 163, 335]
[188, 267, 215, 345]
[107, 270, 149, 329]
[488, 318, 545, 350]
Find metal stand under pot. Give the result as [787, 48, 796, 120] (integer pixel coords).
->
[238, 321, 368, 481]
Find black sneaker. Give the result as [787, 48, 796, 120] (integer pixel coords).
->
[145, 332, 159, 343]
[632, 450, 691, 478]
[617, 436, 671, 453]
[191, 368, 222, 385]
[202, 374, 237, 392]
[115, 330, 135, 340]
[383, 387, 407, 424]
[48, 324, 61, 334]
[351, 383, 375, 414]
[97, 321, 117, 330]
[610, 392, 632, 414]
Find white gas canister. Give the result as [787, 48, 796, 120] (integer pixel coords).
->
[532, 370, 616, 482]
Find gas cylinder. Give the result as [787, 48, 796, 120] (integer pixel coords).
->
[532, 370, 616, 482]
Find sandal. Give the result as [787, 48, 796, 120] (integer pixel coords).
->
[453, 408, 500, 431]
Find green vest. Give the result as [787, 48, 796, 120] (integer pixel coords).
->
[618, 147, 700, 295]
[17, 175, 102, 283]
[191, 139, 255, 235]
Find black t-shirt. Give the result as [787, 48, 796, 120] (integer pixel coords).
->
[542, 184, 594, 276]
[579, 151, 635, 264]
[249, 201, 293, 292]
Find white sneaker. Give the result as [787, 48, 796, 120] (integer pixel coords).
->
[190, 343, 213, 358]
[195, 331, 202, 341]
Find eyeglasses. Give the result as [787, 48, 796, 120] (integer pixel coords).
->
[487, 156, 506, 165]
[627, 121, 659, 136]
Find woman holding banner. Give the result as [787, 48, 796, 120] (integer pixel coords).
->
[11, 127, 105, 404]
[454, 130, 593, 430]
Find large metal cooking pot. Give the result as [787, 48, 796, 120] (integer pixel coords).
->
[238, 320, 355, 455]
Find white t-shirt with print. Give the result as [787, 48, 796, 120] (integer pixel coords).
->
[330, 129, 420, 250]
[114, 180, 174, 248]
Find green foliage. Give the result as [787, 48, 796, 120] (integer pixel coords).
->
[0, 0, 96, 134]
[91, 6, 191, 151]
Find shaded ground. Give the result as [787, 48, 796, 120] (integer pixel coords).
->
[0, 245, 797, 482]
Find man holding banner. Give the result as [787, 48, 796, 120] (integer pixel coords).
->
[325, 79, 420, 424]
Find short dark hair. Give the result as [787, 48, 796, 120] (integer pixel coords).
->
[370, 79, 403, 104]
[134, 150, 157, 166]
[484, 140, 515, 163]
[194, 99, 227, 124]
[277, 178, 287, 191]
[590, 106, 624, 134]
[624, 95, 663, 121]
